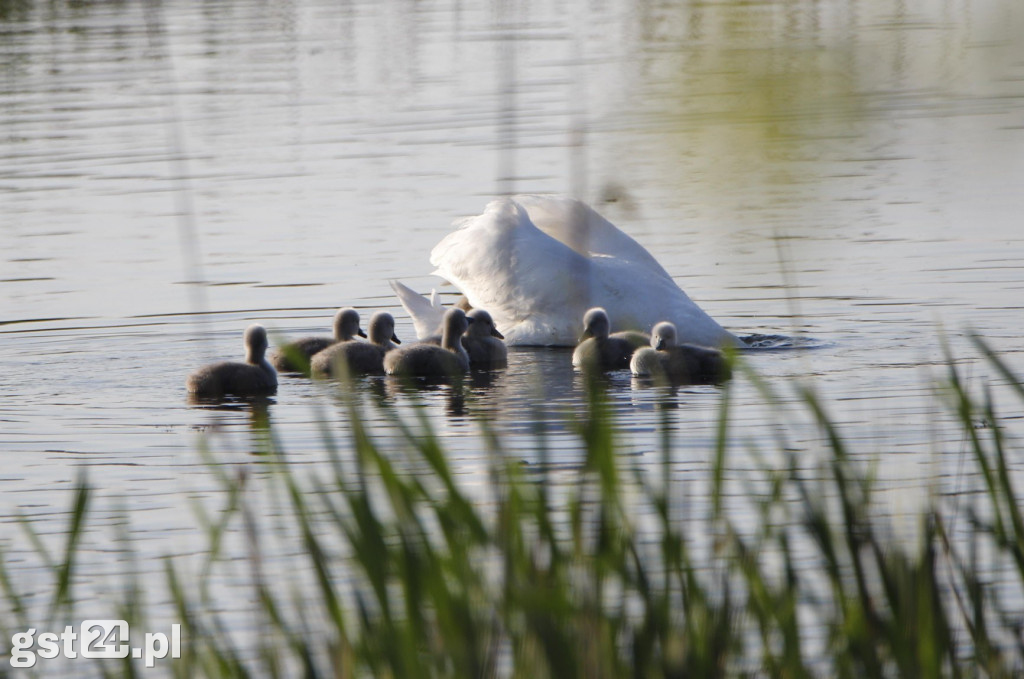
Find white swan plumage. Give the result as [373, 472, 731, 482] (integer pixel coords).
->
[390, 280, 447, 340]
[396, 196, 743, 348]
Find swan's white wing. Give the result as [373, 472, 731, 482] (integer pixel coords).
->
[429, 198, 743, 347]
[431, 199, 599, 345]
[514, 195, 673, 281]
[588, 256, 736, 347]
[389, 280, 445, 339]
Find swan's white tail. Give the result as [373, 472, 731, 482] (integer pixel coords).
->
[389, 280, 445, 340]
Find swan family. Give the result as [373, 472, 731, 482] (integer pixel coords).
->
[186, 196, 739, 398]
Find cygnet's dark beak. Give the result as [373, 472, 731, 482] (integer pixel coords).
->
[465, 316, 475, 324]
[655, 338, 666, 351]
[491, 326, 504, 339]
[358, 328, 367, 338]
[391, 333, 402, 345]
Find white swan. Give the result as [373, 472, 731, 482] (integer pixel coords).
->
[396, 196, 743, 348]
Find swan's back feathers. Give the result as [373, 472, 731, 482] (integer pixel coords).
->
[514, 195, 672, 280]
[426, 197, 743, 348]
[430, 200, 594, 345]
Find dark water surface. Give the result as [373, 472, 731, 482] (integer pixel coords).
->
[3, 0, 1024, 671]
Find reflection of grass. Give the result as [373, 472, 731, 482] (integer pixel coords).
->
[4, 341, 1024, 676]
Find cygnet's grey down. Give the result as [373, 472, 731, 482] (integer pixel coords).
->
[613, 329, 650, 351]
[311, 311, 401, 377]
[384, 308, 471, 378]
[630, 321, 731, 385]
[186, 324, 278, 398]
[571, 307, 640, 371]
[461, 309, 508, 368]
[423, 308, 508, 368]
[271, 308, 365, 372]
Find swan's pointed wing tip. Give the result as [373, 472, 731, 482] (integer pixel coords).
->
[390, 280, 446, 340]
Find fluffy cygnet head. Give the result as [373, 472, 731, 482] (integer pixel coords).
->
[244, 324, 270, 363]
[651, 321, 678, 351]
[367, 311, 402, 346]
[466, 309, 504, 339]
[579, 307, 611, 341]
[334, 308, 366, 341]
[442, 308, 472, 348]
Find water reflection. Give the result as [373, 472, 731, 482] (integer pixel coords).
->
[384, 379, 469, 418]
[2, 0, 1024, 670]
[186, 394, 275, 454]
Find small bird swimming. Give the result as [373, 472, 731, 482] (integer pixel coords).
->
[630, 321, 731, 385]
[420, 307, 508, 369]
[186, 324, 278, 398]
[311, 311, 401, 377]
[571, 307, 640, 372]
[461, 309, 508, 368]
[384, 308, 472, 379]
[271, 307, 365, 373]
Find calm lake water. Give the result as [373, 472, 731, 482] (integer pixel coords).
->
[3, 0, 1024, 672]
